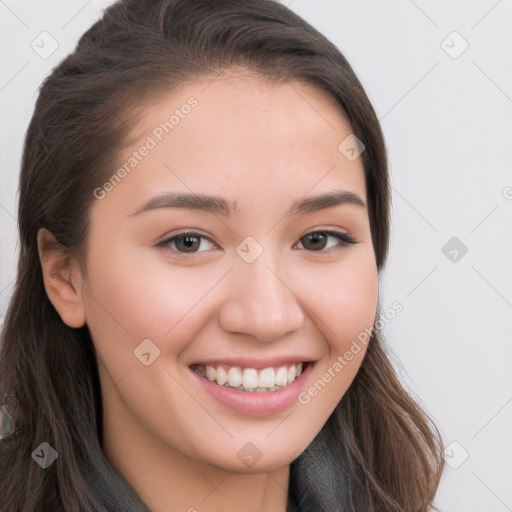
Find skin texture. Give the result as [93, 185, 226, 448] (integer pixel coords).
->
[38, 71, 378, 512]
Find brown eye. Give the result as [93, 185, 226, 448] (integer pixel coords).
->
[157, 232, 216, 254]
[301, 232, 328, 251]
[174, 234, 201, 252]
[297, 230, 356, 252]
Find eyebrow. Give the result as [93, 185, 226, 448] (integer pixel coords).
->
[130, 189, 366, 218]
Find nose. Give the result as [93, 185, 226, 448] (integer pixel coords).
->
[218, 252, 305, 343]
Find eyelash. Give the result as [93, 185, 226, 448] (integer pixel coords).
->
[155, 229, 357, 255]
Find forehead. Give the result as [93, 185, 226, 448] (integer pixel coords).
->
[103, 72, 366, 216]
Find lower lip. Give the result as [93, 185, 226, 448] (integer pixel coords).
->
[190, 364, 312, 416]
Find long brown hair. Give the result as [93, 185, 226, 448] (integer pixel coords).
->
[0, 1, 444, 510]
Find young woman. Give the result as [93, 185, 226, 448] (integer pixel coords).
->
[0, 0, 444, 510]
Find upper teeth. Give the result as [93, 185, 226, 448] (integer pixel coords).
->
[194, 362, 304, 392]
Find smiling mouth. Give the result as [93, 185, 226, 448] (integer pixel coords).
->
[190, 362, 310, 392]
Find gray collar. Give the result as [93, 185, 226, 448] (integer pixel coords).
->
[83, 451, 152, 512]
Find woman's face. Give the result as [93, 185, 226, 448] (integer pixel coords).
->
[81, 71, 378, 473]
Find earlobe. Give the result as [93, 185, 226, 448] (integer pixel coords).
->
[37, 228, 86, 328]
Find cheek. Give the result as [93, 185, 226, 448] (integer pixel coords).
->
[292, 249, 378, 406]
[81, 246, 229, 364]
[331, 259, 378, 347]
[296, 250, 378, 349]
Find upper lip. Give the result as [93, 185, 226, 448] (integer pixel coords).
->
[190, 357, 315, 370]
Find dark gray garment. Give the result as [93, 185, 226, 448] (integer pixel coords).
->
[82, 451, 152, 512]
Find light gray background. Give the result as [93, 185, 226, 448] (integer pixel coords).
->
[1, 1, 511, 510]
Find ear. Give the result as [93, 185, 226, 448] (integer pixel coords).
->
[37, 228, 86, 328]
